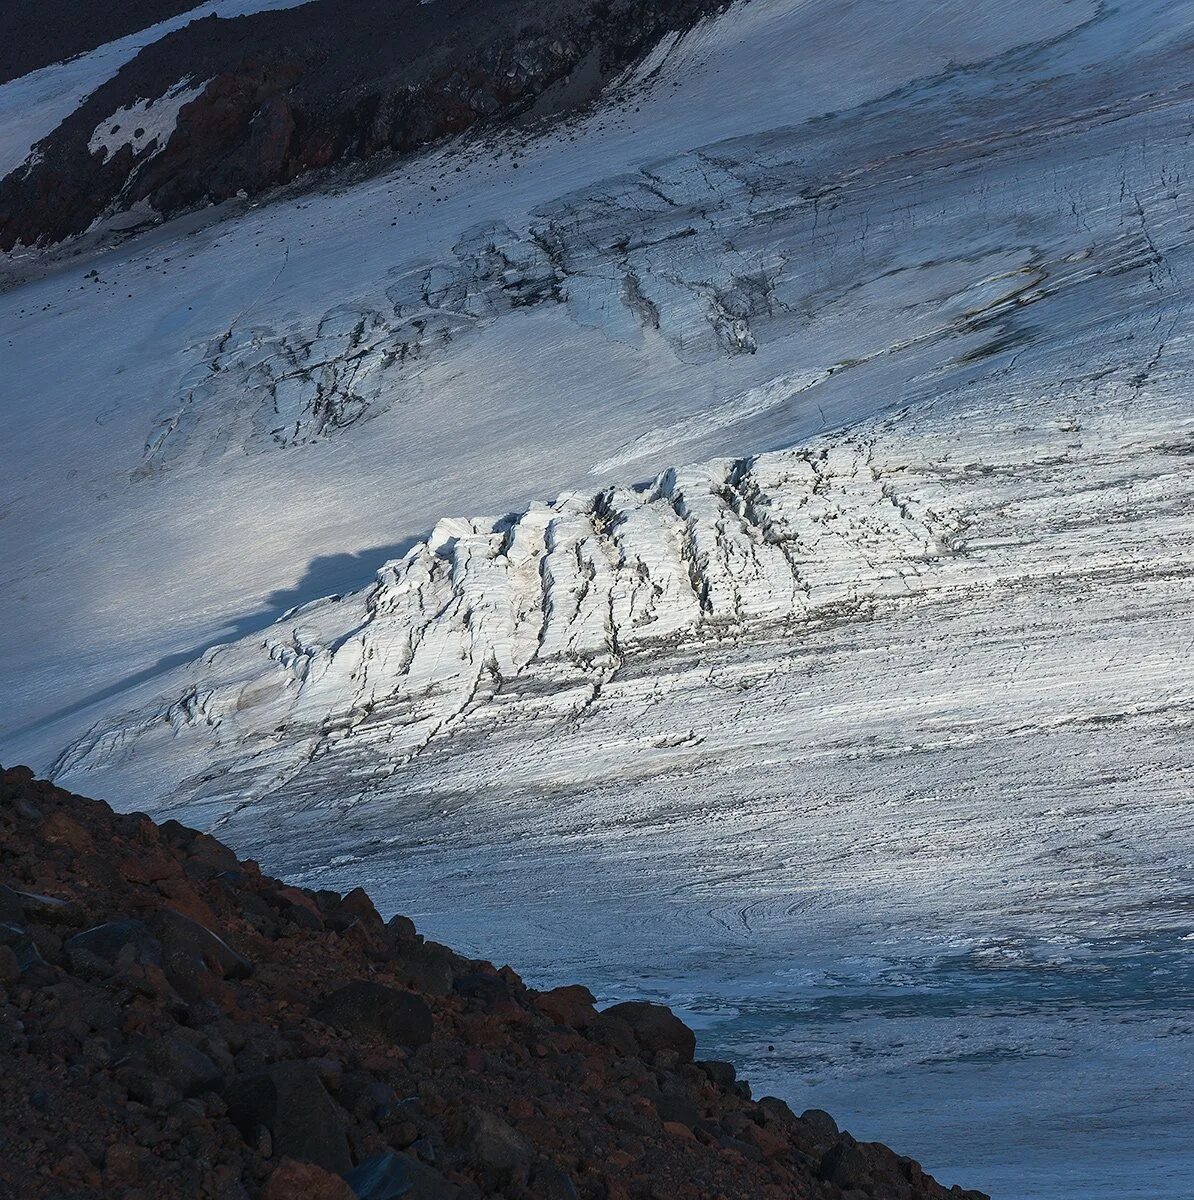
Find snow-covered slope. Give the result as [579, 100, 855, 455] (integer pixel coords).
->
[3, 0, 1194, 1196]
[51, 364, 1193, 820]
[49, 320, 1194, 1199]
[3, 0, 1183, 758]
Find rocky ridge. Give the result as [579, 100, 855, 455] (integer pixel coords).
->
[0, 0, 728, 249]
[0, 764, 986, 1200]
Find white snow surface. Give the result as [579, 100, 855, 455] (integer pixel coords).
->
[3, 1, 1194, 1196]
[87, 78, 208, 164]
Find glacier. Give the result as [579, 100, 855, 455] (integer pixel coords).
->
[2, 0, 1194, 1196]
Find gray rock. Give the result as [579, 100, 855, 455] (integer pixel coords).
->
[0, 921, 47, 973]
[149, 908, 252, 979]
[799, 1108, 840, 1145]
[0, 886, 25, 925]
[465, 1109, 533, 1188]
[452, 972, 511, 1007]
[343, 1150, 459, 1199]
[385, 914, 418, 943]
[654, 1086, 701, 1129]
[339, 1071, 398, 1122]
[697, 1059, 736, 1088]
[226, 1059, 352, 1174]
[0, 943, 20, 984]
[528, 1160, 579, 1200]
[757, 1095, 798, 1127]
[313, 981, 432, 1047]
[389, 946, 454, 998]
[10, 889, 78, 924]
[818, 1137, 871, 1188]
[65, 919, 162, 968]
[146, 1033, 223, 1097]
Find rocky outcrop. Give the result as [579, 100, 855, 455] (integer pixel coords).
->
[0, 0, 730, 250]
[0, 763, 988, 1199]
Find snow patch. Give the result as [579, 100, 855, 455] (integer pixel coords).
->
[88, 78, 207, 164]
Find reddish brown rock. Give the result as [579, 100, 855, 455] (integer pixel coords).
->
[535, 983, 599, 1029]
[0, 766, 989, 1200]
[602, 1000, 697, 1063]
[261, 1158, 355, 1200]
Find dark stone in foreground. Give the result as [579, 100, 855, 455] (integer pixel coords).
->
[602, 999, 698, 1062]
[227, 1060, 353, 1174]
[0, 763, 990, 1200]
[314, 980, 434, 1047]
[345, 1151, 460, 1200]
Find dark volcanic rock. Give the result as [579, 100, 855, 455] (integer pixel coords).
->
[602, 999, 698, 1062]
[145, 1032, 223, 1097]
[0, 763, 990, 1200]
[0, 0, 731, 250]
[150, 906, 253, 979]
[345, 1151, 460, 1200]
[0, 920, 46, 973]
[0, 0, 201, 85]
[529, 1160, 580, 1200]
[227, 1060, 353, 1174]
[314, 980, 434, 1047]
[65, 917, 162, 966]
[463, 1107, 535, 1188]
[801, 1107, 841, 1146]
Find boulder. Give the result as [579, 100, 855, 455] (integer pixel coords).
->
[389, 944, 454, 997]
[0, 886, 26, 924]
[146, 1033, 223, 1097]
[8, 888, 78, 924]
[757, 1096, 797, 1127]
[601, 1001, 696, 1063]
[654, 1085, 701, 1129]
[339, 1072, 399, 1122]
[453, 971, 513, 1008]
[385, 914, 418, 943]
[261, 1159, 356, 1200]
[818, 1138, 872, 1189]
[158, 820, 241, 877]
[339, 887, 383, 926]
[149, 907, 252, 979]
[799, 1108, 839, 1146]
[65, 919, 162, 968]
[0, 922, 47, 973]
[534, 985, 598, 1029]
[698, 1060, 736, 1089]
[226, 1060, 352, 1174]
[528, 1160, 580, 1200]
[313, 981, 433, 1047]
[0, 944, 20, 984]
[344, 1151, 460, 1199]
[464, 1109, 534, 1189]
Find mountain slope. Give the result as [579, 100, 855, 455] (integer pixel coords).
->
[0, 765, 990, 1199]
[0, 0, 729, 248]
[2, 1, 1193, 1196]
[3, 0, 1181, 762]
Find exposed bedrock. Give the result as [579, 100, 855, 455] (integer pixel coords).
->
[0, 0, 729, 249]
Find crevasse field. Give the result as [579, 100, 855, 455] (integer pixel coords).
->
[2, 1, 1192, 1196]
